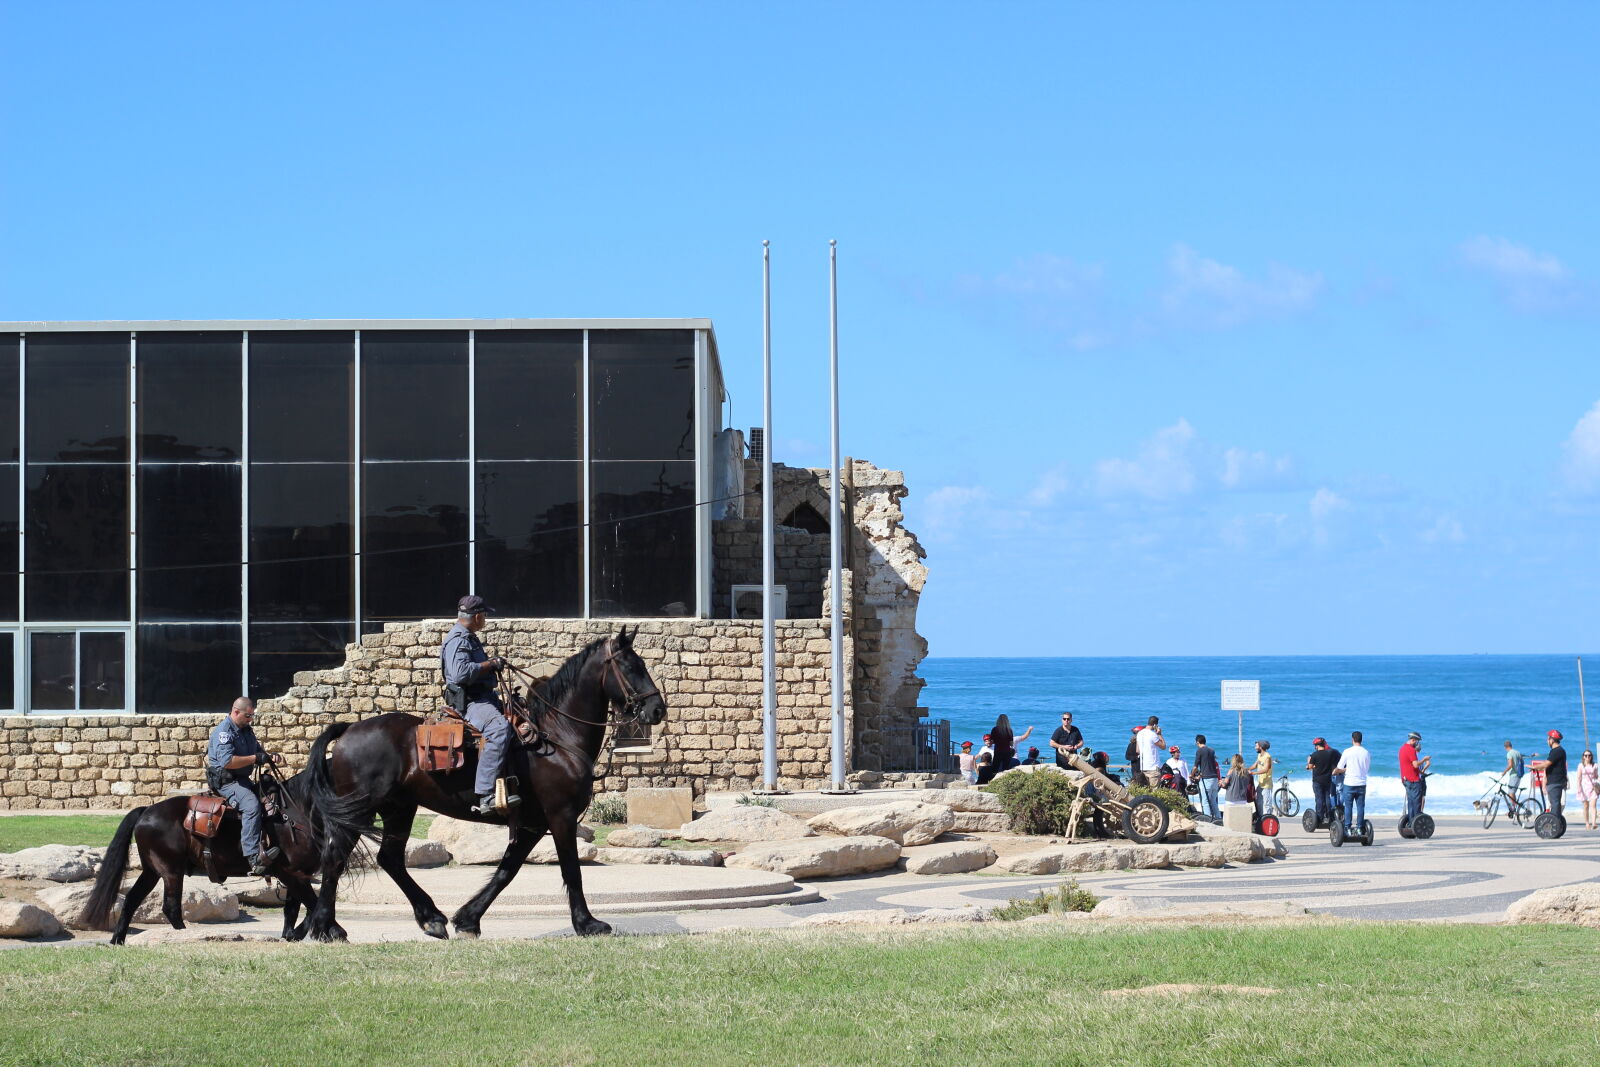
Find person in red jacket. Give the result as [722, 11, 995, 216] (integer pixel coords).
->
[1399, 732, 1430, 826]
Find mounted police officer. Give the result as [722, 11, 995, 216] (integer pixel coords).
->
[443, 594, 521, 815]
[205, 697, 281, 875]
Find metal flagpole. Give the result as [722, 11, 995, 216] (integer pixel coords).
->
[1579, 657, 1589, 758]
[760, 240, 780, 792]
[826, 240, 851, 793]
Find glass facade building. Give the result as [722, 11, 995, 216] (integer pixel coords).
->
[0, 320, 724, 715]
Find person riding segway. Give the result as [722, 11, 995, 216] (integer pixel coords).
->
[1397, 731, 1436, 840]
[1530, 730, 1569, 840]
[1330, 730, 1375, 847]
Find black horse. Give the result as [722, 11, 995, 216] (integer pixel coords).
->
[302, 627, 665, 942]
[80, 769, 342, 945]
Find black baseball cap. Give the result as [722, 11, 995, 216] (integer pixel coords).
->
[457, 595, 495, 615]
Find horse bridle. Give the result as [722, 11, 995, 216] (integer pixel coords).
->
[506, 637, 657, 731]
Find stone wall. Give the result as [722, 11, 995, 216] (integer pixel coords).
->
[712, 521, 830, 619]
[0, 617, 849, 809]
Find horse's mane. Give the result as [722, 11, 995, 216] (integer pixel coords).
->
[537, 636, 610, 709]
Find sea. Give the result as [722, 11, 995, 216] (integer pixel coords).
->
[920, 655, 1598, 815]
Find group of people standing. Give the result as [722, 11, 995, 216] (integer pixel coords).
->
[1501, 732, 1600, 830]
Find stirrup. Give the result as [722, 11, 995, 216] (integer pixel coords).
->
[250, 846, 281, 876]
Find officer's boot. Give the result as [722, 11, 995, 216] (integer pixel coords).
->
[250, 846, 281, 876]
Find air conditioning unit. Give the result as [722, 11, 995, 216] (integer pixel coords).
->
[731, 584, 786, 620]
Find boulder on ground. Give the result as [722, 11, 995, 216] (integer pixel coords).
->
[1092, 896, 1311, 920]
[725, 836, 900, 879]
[900, 842, 997, 875]
[796, 906, 986, 926]
[949, 812, 1011, 833]
[427, 817, 594, 864]
[996, 844, 1135, 876]
[38, 882, 240, 930]
[596, 847, 720, 867]
[529, 837, 598, 865]
[1505, 884, 1600, 928]
[0, 845, 102, 882]
[230, 878, 288, 907]
[807, 802, 955, 846]
[1160, 843, 1229, 868]
[405, 839, 450, 868]
[606, 825, 664, 849]
[0, 900, 63, 939]
[916, 789, 1007, 814]
[677, 806, 815, 843]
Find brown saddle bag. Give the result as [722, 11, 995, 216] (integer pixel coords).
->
[416, 719, 468, 773]
[184, 794, 229, 839]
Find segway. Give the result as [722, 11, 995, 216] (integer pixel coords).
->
[1329, 817, 1374, 847]
[1534, 811, 1567, 839]
[1302, 799, 1345, 833]
[1397, 813, 1435, 839]
[1252, 810, 1281, 837]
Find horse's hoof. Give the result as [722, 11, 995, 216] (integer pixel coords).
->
[454, 926, 480, 941]
[422, 918, 449, 940]
[576, 919, 612, 937]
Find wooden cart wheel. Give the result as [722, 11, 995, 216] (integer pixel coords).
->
[1121, 796, 1169, 843]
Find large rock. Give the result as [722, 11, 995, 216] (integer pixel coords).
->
[900, 842, 997, 875]
[797, 907, 987, 926]
[677, 806, 815, 844]
[627, 786, 694, 829]
[529, 837, 598, 865]
[1505, 884, 1600, 928]
[0, 845, 102, 882]
[405, 839, 450, 868]
[917, 789, 1007, 814]
[38, 882, 240, 930]
[596, 847, 720, 867]
[725, 836, 901, 879]
[1161, 843, 1229, 868]
[606, 825, 664, 849]
[996, 844, 1135, 875]
[230, 878, 288, 907]
[949, 812, 1012, 833]
[0, 900, 63, 939]
[807, 802, 955, 847]
[1092, 896, 1311, 920]
[426, 817, 593, 864]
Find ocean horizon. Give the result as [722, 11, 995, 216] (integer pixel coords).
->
[920, 653, 1598, 816]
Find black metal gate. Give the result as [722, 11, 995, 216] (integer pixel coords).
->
[882, 718, 956, 773]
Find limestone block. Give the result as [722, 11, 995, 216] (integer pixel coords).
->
[1091, 896, 1311, 920]
[676, 806, 815, 843]
[994, 844, 1139, 876]
[38, 882, 239, 929]
[725, 836, 900, 879]
[595, 847, 721, 867]
[796, 907, 986, 926]
[1222, 804, 1254, 833]
[900, 842, 997, 875]
[606, 825, 664, 849]
[231, 878, 288, 907]
[528, 837, 597, 865]
[427, 817, 517, 864]
[806, 802, 954, 846]
[917, 789, 1007, 814]
[949, 812, 1011, 833]
[0, 845, 102, 882]
[405, 839, 450, 868]
[1161, 843, 1229, 868]
[0, 901, 63, 939]
[1505, 884, 1600, 928]
[626, 786, 694, 829]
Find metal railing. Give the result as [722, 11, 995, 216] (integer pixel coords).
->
[881, 718, 956, 773]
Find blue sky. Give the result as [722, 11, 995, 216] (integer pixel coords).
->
[3, 4, 1597, 656]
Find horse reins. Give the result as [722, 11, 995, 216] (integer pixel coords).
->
[495, 638, 656, 781]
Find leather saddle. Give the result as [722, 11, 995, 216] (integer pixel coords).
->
[184, 794, 229, 839]
[417, 689, 541, 774]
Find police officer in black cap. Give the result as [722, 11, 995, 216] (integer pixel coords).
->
[442, 595, 520, 814]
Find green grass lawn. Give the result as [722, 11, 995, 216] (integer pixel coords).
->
[0, 814, 437, 853]
[0, 924, 1595, 1066]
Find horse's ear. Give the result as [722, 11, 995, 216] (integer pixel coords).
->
[618, 625, 634, 645]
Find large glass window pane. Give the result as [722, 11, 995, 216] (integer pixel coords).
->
[138, 464, 241, 621]
[25, 333, 129, 463]
[590, 460, 694, 616]
[29, 632, 74, 710]
[0, 465, 16, 621]
[361, 331, 467, 461]
[248, 622, 353, 699]
[0, 632, 13, 711]
[248, 463, 352, 620]
[136, 624, 241, 714]
[26, 465, 128, 621]
[476, 461, 581, 616]
[80, 631, 126, 710]
[136, 332, 241, 460]
[362, 462, 467, 629]
[475, 331, 582, 461]
[589, 330, 694, 461]
[0, 334, 18, 461]
[248, 332, 353, 463]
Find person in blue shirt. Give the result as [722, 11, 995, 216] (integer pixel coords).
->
[204, 698, 281, 875]
[442, 594, 520, 815]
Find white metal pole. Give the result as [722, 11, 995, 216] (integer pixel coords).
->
[1579, 657, 1589, 759]
[761, 241, 779, 792]
[827, 240, 848, 792]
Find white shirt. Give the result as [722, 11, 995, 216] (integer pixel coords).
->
[1166, 756, 1190, 780]
[1336, 744, 1372, 786]
[1136, 727, 1161, 767]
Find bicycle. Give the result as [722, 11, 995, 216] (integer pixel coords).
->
[1271, 774, 1300, 818]
[1474, 775, 1540, 829]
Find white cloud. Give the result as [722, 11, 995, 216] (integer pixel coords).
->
[1221, 447, 1297, 491]
[1028, 464, 1072, 506]
[921, 485, 991, 536]
[1420, 514, 1466, 544]
[954, 254, 1113, 351]
[1309, 487, 1348, 522]
[1090, 420, 1297, 500]
[1561, 399, 1600, 495]
[1458, 236, 1588, 312]
[1160, 244, 1323, 329]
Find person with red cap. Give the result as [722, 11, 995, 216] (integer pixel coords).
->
[958, 741, 976, 784]
[1531, 730, 1569, 820]
[1306, 736, 1341, 826]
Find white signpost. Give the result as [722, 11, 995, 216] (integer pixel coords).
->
[1221, 680, 1260, 757]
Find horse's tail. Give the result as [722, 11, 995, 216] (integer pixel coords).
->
[304, 722, 376, 860]
[79, 806, 147, 930]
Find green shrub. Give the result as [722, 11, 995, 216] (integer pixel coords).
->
[984, 769, 1082, 835]
[735, 793, 778, 808]
[587, 795, 628, 825]
[1128, 783, 1189, 814]
[990, 878, 1100, 921]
